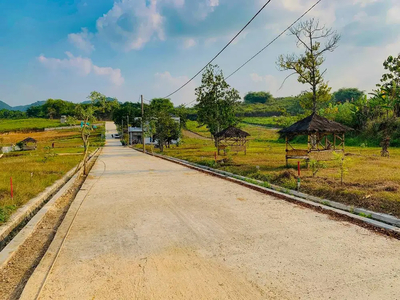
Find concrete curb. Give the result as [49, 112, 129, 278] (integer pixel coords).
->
[0, 148, 100, 250]
[19, 151, 104, 300]
[134, 148, 400, 236]
[0, 148, 101, 270]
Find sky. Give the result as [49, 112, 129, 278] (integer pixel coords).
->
[0, 0, 399, 107]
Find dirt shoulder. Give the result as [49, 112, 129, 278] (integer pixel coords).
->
[0, 157, 99, 300]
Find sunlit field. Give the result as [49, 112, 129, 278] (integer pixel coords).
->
[149, 121, 400, 218]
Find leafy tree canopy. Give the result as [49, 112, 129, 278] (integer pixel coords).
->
[243, 91, 274, 104]
[332, 88, 364, 103]
[277, 18, 340, 113]
[195, 64, 241, 138]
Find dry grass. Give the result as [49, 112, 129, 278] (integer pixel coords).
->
[0, 126, 104, 223]
[155, 122, 400, 218]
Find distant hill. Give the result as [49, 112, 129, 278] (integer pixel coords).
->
[0, 100, 46, 112]
[0, 101, 12, 110]
[0, 98, 119, 112]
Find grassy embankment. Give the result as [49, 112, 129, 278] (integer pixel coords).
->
[0, 118, 80, 133]
[145, 119, 400, 218]
[0, 120, 105, 223]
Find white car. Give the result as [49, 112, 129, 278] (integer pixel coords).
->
[113, 134, 120, 139]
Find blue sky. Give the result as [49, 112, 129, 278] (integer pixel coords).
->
[1, 0, 399, 106]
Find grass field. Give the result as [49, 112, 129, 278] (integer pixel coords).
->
[146, 120, 400, 218]
[0, 124, 105, 223]
[0, 118, 79, 133]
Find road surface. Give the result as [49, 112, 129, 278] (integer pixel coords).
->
[22, 122, 400, 299]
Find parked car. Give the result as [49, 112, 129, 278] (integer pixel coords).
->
[113, 134, 120, 139]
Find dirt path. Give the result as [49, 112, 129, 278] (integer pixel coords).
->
[182, 129, 211, 140]
[21, 122, 400, 300]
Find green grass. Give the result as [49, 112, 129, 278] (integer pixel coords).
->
[0, 118, 78, 133]
[185, 121, 212, 138]
[153, 120, 400, 219]
[242, 117, 282, 128]
[0, 126, 105, 224]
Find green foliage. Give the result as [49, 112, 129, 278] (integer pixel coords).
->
[379, 54, 400, 90]
[309, 159, 326, 177]
[195, 64, 241, 138]
[277, 18, 339, 112]
[0, 205, 16, 223]
[0, 118, 70, 133]
[332, 88, 365, 103]
[0, 109, 26, 119]
[154, 111, 181, 152]
[332, 152, 350, 185]
[88, 91, 120, 120]
[112, 102, 142, 127]
[319, 102, 355, 128]
[150, 98, 174, 114]
[244, 91, 274, 104]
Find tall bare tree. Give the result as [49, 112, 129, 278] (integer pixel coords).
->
[277, 18, 340, 113]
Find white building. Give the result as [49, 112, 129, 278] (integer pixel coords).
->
[128, 116, 180, 146]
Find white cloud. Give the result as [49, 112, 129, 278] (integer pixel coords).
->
[183, 38, 196, 48]
[207, 0, 219, 7]
[93, 66, 124, 86]
[250, 73, 279, 91]
[387, 5, 400, 24]
[154, 71, 196, 105]
[351, 0, 381, 7]
[38, 52, 124, 86]
[68, 28, 95, 53]
[96, 0, 165, 51]
[164, 0, 185, 7]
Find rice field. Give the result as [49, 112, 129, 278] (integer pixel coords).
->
[0, 124, 104, 223]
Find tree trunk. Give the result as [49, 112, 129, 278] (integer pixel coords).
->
[83, 139, 90, 175]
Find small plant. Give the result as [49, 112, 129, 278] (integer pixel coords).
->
[322, 200, 331, 207]
[358, 212, 372, 218]
[359, 142, 367, 155]
[42, 146, 56, 163]
[309, 159, 326, 177]
[333, 152, 350, 185]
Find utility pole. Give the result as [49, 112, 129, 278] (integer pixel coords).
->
[121, 119, 123, 142]
[141, 95, 145, 153]
[127, 115, 130, 145]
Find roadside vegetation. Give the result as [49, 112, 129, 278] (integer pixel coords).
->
[0, 118, 77, 133]
[0, 126, 104, 224]
[148, 121, 400, 218]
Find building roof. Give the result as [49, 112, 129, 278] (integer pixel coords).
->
[19, 137, 37, 143]
[279, 113, 352, 136]
[215, 126, 250, 139]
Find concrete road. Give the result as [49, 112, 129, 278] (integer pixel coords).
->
[22, 122, 400, 300]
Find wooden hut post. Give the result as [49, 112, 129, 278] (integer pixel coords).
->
[342, 133, 345, 152]
[334, 134, 336, 151]
[285, 136, 288, 167]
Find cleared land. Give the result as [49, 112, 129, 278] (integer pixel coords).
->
[21, 122, 400, 300]
[0, 118, 79, 133]
[0, 120, 104, 223]
[149, 120, 400, 218]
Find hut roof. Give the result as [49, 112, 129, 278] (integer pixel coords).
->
[279, 113, 352, 136]
[215, 126, 250, 139]
[20, 137, 37, 143]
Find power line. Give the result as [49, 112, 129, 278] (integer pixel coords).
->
[157, 0, 321, 108]
[162, 0, 274, 99]
[225, 0, 322, 80]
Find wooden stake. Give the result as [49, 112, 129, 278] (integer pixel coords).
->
[141, 95, 145, 153]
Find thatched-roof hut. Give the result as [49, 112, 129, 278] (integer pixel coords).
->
[215, 126, 250, 155]
[18, 137, 37, 151]
[279, 113, 352, 165]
